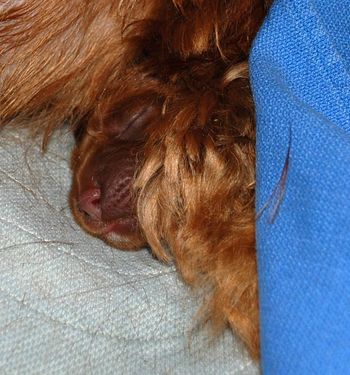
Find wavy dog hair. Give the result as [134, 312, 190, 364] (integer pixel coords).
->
[0, 0, 270, 358]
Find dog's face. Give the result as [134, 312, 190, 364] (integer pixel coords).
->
[0, 0, 269, 358]
[70, 98, 162, 250]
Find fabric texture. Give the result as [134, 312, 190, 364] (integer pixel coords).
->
[0, 127, 257, 374]
[250, 0, 350, 373]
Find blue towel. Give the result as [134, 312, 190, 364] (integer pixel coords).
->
[250, 0, 350, 373]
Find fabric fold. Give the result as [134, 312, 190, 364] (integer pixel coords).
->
[251, 0, 350, 373]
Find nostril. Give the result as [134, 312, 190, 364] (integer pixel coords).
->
[78, 188, 102, 220]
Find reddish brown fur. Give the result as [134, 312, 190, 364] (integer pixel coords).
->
[0, 0, 270, 359]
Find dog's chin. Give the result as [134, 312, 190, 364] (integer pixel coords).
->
[71, 200, 146, 250]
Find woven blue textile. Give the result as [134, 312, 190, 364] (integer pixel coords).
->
[250, 0, 350, 373]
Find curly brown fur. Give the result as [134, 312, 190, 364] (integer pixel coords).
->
[0, 0, 269, 359]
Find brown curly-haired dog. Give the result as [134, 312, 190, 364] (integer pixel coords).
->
[0, 0, 270, 359]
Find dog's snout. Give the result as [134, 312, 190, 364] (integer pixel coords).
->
[99, 173, 134, 221]
[78, 187, 102, 220]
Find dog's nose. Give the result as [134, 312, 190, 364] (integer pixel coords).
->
[78, 188, 102, 220]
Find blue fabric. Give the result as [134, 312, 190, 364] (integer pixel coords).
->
[250, 0, 350, 373]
